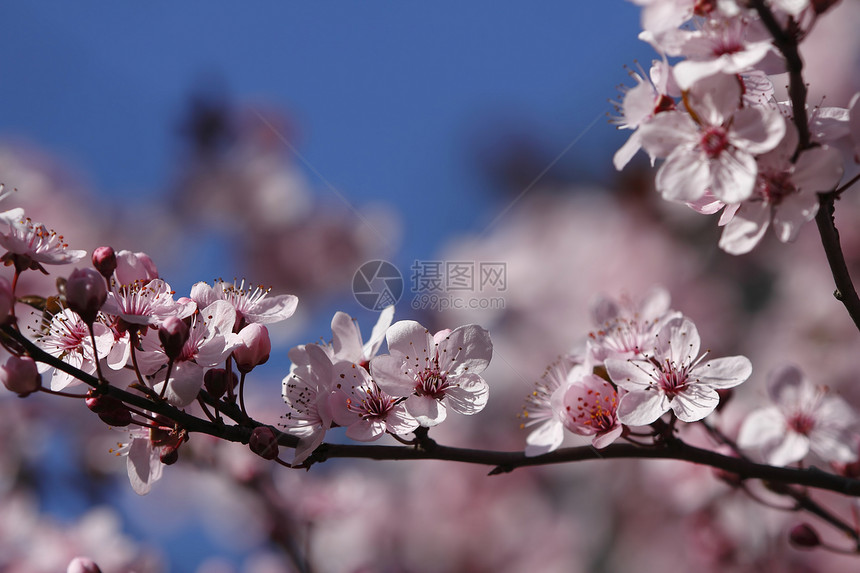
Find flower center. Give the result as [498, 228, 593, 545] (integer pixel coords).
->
[758, 170, 796, 205]
[415, 368, 450, 400]
[787, 412, 815, 435]
[700, 126, 729, 159]
[347, 386, 396, 421]
[567, 387, 618, 432]
[659, 366, 688, 397]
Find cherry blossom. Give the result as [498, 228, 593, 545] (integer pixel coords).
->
[606, 316, 752, 425]
[639, 72, 786, 204]
[718, 123, 844, 254]
[329, 305, 394, 367]
[329, 361, 418, 441]
[101, 279, 196, 328]
[370, 320, 493, 427]
[282, 343, 336, 463]
[737, 365, 859, 466]
[111, 427, 164, 496]
[560, 373, 623, 449]
[587, 286, 680, 362]
[520, 354, 585, 457]
[32, 308, 114, 391]
[113, 250, 158, 285]
[135, 300, 239, 407]
[0, 213, 86, 271]
[191, 278, 297, 329]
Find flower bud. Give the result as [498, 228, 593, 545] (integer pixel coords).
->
[160, 443, 180, 465]
[97, 406, 132, 427]
[233, 323, 271, 373]
[65, 268, 107, 325]
[0, 276, 13, 324]
[85, 391, 123, 414]
[158, 316, 190, 360]
[249, 426, 279, 460]
[204, 368, 235, 399]
[789, 523, 820, 549]
[1, 355, 41, 396]
[91, 246, 117, 280]
[67, 557, 103, 573]
[115, 250, 158, 285]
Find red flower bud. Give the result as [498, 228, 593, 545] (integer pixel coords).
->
[204, 368, 235, 399]
[789, 523, 820, 549]
[249, 426, 279, 460]
[158, 316, 190, 360]
[91, 246, 117, 280]
[66, 268, 107, 325]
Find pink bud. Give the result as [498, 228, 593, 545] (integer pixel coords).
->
[91, 246, 117, 280]
[114, 250, 158, 285]
[67, 557, 103, 573]
[1, 355, 41, 396]
[0, 276, 13, 324]
[249, 426, 279, 460]
[789, 523, 820, 549]
[233, 323, 271, 373]
[66, 268, 107, 325]
[159, 316, 190, 360]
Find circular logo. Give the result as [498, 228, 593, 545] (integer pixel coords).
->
[352, 260, 404, 311]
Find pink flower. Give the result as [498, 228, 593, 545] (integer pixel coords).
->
[282, 343, 335, 463]
[587, 286, 680, 362]
[718, 122, 844, 254]
[737, 365, 859, 466]
[136, 300, 239, 407]
[329, 361, 418, 441]
[521, 354, 586, 457]
[560, 373, 623, 449]
[606, 316, 752, 425]
[329, 305, 394, 366]
[113, 250, 158, 285]
[639, 73, 786, 204]
[191, 279, 298, 329]
[33, 308, 114, 391]
[102, 279, 196, 327]
[0, 213, 86, 271]
[371, 320, 493, 427]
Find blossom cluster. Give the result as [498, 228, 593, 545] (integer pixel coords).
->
[521, 287, 752, 454]
[281, 307, 493, 463]
[614, 0, 858, 254]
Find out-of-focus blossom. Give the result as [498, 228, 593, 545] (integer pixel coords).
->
[607, 316, 752, 425]
[371, 321, 493, 427]
[737, 365, 859, 465]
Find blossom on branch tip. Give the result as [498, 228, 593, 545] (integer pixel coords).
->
[371, 320, 493, 427]
[606, 316, 752, 425]
[737, 365, 859, 466]
[0, 213, 86, 272]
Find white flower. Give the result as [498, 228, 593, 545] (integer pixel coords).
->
[737, 365, 859, 466]
[102, 279, 196, 327]
[520, 354, 585, 457]
[371, 320, 493, 427]
[606, 316, 752, 425]
[329, 305, 394, 366]
[32, 308, 114, 391]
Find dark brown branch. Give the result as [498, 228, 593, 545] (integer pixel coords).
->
[815, 193, 860, 332]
